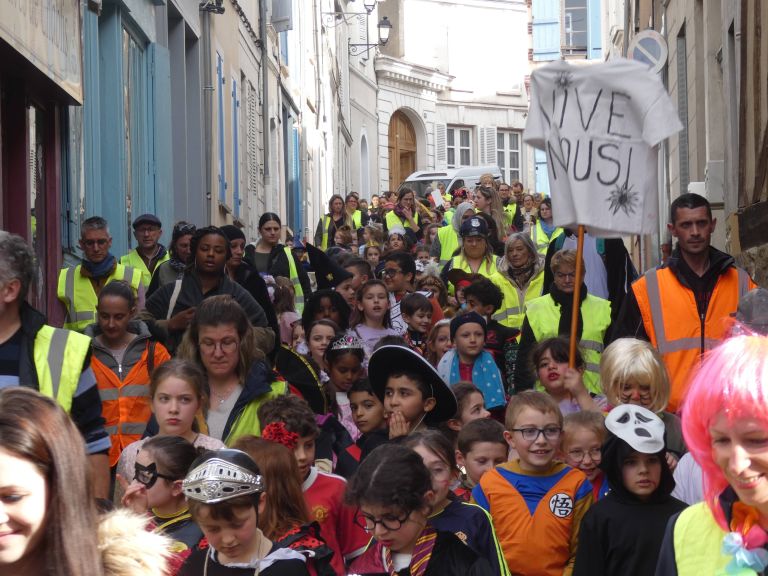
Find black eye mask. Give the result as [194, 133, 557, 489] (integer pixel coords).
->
[134, 462, 174, 489]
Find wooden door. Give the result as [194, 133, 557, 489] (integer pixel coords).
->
[388, 110, 417, 191]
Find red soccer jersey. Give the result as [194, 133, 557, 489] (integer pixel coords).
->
[303, 466, 369, 575]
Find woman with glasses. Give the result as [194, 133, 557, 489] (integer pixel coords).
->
[514, 249, 613, 394]
[494, 232, 547, 330]
[147, 221, 196, 298]
[142, 226, 272, 355]
[176, 295, 288, 446]
[347, 444, 497, 576]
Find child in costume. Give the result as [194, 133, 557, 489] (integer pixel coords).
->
[257, 395, 369, 575]
[403, 431, 510, 576]
[180, 449, 309, 575]
[573, 405, 686, 575]
[561, 410, 610, 501]
[348, 279, 399, 359]
[323, 333, 365, 441]
[369, 344, 458, 439]
[437, 312, 506, 413]
[347, 378, 388, 461]
[600, 338, 686, 464]
[400, 292, 434, 355]
[441, 382, 491, 448]
[346, 444, 497, 576]
[472, 390, 592, 575]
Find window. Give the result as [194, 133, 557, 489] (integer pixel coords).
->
[563, 0, 588, 56]
[447, 126, 471, 169]
[217, 52, 226, 205]
[497, 131, 521, 184]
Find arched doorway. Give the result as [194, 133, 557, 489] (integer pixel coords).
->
[388, 110, 416, 191]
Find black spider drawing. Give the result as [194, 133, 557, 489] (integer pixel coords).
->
[606, 182, 639, 216]
[555, 72, 573, 91]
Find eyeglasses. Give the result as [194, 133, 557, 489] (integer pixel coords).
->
[199, 338, 239, 354]
[567, 448, 602, 463]
[555, 272, 577, 280]
[134, 462, 175, 489]
[512, 426, 562, 442]
[82, 238, 109, 247]
[354, 510, 410, 532]
[136, 226, 160, 235]
[381, 268, 402, 278]
[174, 223, 196, 235]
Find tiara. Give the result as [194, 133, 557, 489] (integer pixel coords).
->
[329, 334, 364, 352]
[182, 458, 263, 504]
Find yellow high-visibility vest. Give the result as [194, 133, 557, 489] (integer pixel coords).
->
[120, 249, 170, 288]
[530, 221, 564, 255]
[493, 270, 546, 329]
[57, 264, 142, 332]
[33, 325, 91, 413]
[284, 246, 305, 314]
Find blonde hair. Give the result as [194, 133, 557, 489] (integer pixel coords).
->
[600, 338, 670, 413]
[550, 249, 584, 275]
[504, 390, 563, 431]
[562, 410, 606, 447]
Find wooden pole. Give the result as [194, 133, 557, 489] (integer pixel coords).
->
[569, 225, 586, 368]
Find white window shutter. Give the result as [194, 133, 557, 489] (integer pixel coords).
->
[479, 126, 497, 165]
[271, 0, 293, 32]
[435, 123, 447, 169]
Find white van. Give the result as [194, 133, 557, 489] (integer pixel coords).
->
[398, 166, 503, 199]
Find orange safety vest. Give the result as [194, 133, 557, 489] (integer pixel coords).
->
[91, 341, 171, 466]
[633, 266, 754, 413]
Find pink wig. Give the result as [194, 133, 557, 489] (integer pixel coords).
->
[682, 335, 768, 528]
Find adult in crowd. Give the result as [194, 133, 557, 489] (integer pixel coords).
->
[120, 213, 170, 289]
[384, 187, 421, 238]
[656, 334, 768, 574]
[499, 181, 524, 231]
[515, 249, 612, 394]
[530, 197, 563, 255]
[520, 193, 537, 232]
[314, 194, 349, 250]
[146, 221, 195, 298]
[345, 192, 364, 229]
[142, 226, 272, 354]
[494, 232, 547, 330]
[177, 295, 287, 445]
[0, 231, 111, 498]
[58, 216, 143, 332]
[511, 180, 525, 204]
[383, 251, 443, 333]
[247, 213, 311, 311]
[220, 224, 279, 336]
[0, 387, 171, 576]
[85, 280, 171, 469]
[613, 192, 756, 413]
[473, 185, 507, 251]
[543, 229, 637, 324]
[431, 201, 475, 266]
[440, 216, 500, 284]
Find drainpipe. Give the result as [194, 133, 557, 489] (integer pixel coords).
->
[201, 10, 214, 225]
[260, 0, 270, 182]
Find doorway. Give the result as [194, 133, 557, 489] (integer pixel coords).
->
[388, 110, 416, 191]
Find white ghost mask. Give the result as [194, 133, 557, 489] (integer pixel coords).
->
[605, 404, 665, 454]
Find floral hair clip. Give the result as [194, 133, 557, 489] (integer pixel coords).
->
[262, 422, 299, 450]
[328, 334, 364, 352]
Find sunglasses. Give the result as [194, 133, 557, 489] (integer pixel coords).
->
[134, 462, 175, 489]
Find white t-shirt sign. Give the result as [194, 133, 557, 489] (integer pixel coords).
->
[524, 59, 683, 237]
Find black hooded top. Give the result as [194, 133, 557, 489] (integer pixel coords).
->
[572, 433, 688, 576]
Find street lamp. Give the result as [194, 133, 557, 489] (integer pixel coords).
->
[349, 16, 392, 56]
[323, 0, 379, 27]
[363, 0, 377, 13]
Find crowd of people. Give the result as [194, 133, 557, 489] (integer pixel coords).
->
[0, 176, 766, 576]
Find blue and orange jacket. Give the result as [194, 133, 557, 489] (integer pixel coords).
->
[472, 460, 593, 576]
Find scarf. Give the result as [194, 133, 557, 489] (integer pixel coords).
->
[509, 261, 535, 289]
[383, 524, 437, 576]
[168, 257, 187, 273]
[549, 282, 587, 339]
[81, 253, 117, 279]
[437, 349, 506, 410]
[540, 219, 556, 237]
[722, 502, 768, 574]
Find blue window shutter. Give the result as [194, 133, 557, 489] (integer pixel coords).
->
[588, 0, 602, 59]
[217, 53, 226, 204]
[532, 0, 561, 61]
[232, 77, 240, 218]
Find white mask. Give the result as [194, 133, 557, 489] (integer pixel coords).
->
[605, 404, 665, 454]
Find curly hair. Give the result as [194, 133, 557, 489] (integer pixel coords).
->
[257, 395, 320, 439]
[0, 230, 36, 297]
